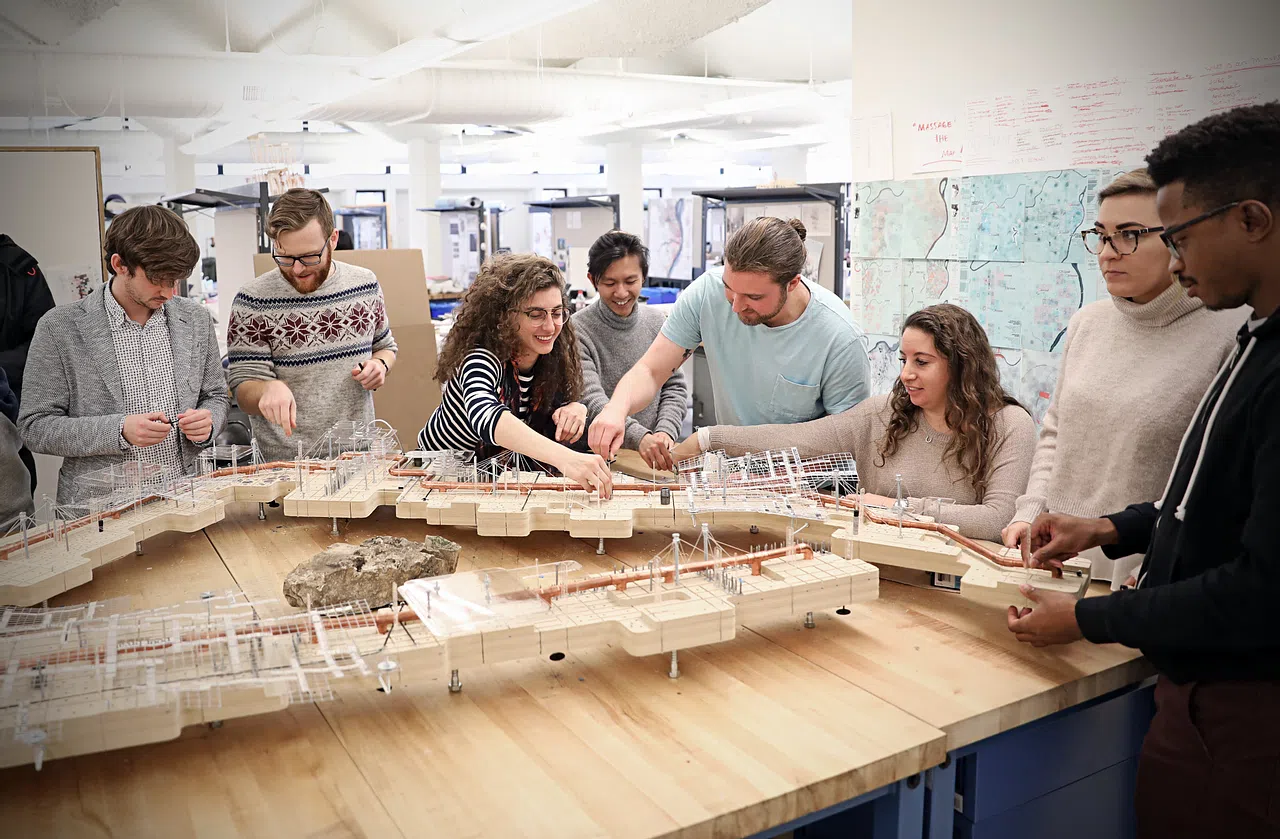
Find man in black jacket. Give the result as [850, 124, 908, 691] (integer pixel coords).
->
[0, 234, 56, 493]
[1007, 102, 1280, 837]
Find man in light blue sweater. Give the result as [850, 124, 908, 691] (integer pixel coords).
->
[589, 216, 870, 460]
[573, 232, 688, 470]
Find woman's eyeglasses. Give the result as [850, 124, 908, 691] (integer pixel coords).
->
[1080, 227, 1165, 256]
[516, 307, 567, 325]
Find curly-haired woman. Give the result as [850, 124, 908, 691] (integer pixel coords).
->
[671, 304, 1036, 540]
[416, 254, 613, 495]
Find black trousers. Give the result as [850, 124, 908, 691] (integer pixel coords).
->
[1137, 676, 1280, 837]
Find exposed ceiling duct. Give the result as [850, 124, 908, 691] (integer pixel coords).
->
[0, 51, 809, 145]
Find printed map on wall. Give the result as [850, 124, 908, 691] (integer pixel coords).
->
[851, 166, 1116, 424]
[850, 178, 960, 260]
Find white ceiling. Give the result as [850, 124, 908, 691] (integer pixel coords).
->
[0, 0, 853, 168]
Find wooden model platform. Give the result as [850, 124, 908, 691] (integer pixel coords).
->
[0, 449, 1089, 610]
[1, 540, 877, 770]
[0, 500, 1151, 839]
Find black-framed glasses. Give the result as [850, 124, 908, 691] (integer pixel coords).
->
[1159, 201, 1242, 260]
[272, 241, 330, 268]
[1080, 227, 1165, 256]
[515, 306, 567, 325]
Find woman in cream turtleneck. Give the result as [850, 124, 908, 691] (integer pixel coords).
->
[1002, 168, 1245, 587]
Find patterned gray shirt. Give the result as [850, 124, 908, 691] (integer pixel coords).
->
[104, 283, 184, 474]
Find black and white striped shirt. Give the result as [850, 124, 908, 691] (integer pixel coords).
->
[417, 348, 534, 453]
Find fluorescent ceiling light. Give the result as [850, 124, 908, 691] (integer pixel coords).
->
[357, 37, 462, 81]
[729, 126, 830, 151]
[532, 114, 625, 137]
[62, 116, 143, 131]
[443, 0, 599, 42]
[704, 88, 822, 116]
[180, 119, 268, 155]
[619, 108, 712, 129]
[347, 122, 404, 149]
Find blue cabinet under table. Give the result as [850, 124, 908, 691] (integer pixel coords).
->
[781, 680, 1155, 839]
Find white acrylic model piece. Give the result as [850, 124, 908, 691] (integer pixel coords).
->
[1, 532, 878, 771]
[0, 431, 1089, 609]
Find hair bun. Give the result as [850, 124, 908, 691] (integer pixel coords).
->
[786, 218, 807, 242]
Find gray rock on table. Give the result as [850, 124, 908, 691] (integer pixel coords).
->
[284, 535, 461, 608]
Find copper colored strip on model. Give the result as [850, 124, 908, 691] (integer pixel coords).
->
[372, 543, 816, 634]
[820, 495, 1061, 577]
[13, 612, 377, 671]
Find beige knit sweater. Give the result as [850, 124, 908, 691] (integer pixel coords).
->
[707, 394, 1037, 541]
[1011, 282, 1244, 582]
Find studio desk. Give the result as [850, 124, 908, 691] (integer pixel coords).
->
[0, 456, 1154, 839]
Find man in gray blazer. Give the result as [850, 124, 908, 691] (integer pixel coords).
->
[18, 205, 228, 509]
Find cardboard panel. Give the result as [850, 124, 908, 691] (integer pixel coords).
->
[253, 249, 432, 328]
[373, 323, 441, 449]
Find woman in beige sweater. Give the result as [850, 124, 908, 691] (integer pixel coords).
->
[1002, 169, 1243, 586]
[674, 304, 1036, 541]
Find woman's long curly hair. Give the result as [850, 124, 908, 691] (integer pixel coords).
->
[435, 253, 583, 409]
[875, 304, 1025, 500]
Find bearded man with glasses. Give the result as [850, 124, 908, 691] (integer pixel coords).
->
[227, 189, 397, 461]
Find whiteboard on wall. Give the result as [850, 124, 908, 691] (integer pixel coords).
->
[0, 147, 105, 305]
[0, 147, 106, 518]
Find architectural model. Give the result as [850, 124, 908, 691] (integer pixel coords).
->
[1, 529, 876, 770]
[0, 423, 1090, 610]
[0, 422, 1093, 770]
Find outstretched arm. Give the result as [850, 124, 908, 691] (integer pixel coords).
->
[587, 333, 692, 459]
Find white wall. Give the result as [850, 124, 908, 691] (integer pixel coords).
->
[852, 0, 1280, 180]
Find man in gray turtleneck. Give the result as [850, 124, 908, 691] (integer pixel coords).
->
[574, 231, 688, 471]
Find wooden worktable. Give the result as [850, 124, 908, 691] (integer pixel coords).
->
[0, 461, 1151, 838]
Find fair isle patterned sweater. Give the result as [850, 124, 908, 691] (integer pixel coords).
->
[226, 260, 397, 461]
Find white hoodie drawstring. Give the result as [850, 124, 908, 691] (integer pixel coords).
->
[1153, 343, 1240, 512]
[1174, 336, 1258, 521]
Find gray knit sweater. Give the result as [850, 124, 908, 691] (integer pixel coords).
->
[1011, 282, 1244, 581]
[0, 413, 32, 524]
[226, 260, 397, 461]
[574, 299, 688, 449]
[708, 394, 1037, 541]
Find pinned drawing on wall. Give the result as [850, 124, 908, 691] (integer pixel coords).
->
[726, 205, 745, 237]
[530, 213, 553, 258]
[863, 334, 903, 397]
[801, 203, 831, 237]
[646, 197, 693, 281]
[45, 263, 103, 306]
[803, 240, 824, 282]
[907, 114, 963, 174]
[851, 111, 894, 181]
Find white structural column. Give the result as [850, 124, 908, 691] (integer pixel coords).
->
[769, 147, 808, 184]
[607, 142, 644, 236]
[408, 138, 443, 276]
[162, 138, 196, 195]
